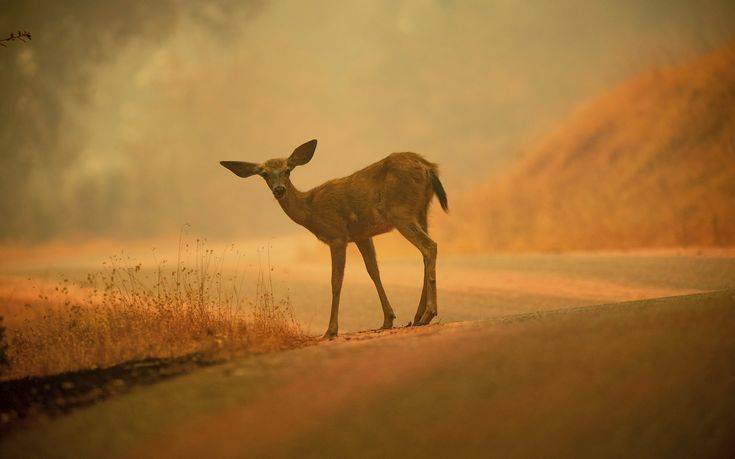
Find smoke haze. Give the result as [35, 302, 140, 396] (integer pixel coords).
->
[2, 0, 735, 242]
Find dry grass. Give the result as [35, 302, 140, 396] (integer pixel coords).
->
[444, 42, 735, 252]
[0, 238, 309, 381]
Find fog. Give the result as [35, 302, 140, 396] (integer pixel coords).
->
[2, 0, 734, 242]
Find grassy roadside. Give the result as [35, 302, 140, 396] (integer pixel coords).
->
[0, 239, 313, 435]
[0, 239, 308, 382]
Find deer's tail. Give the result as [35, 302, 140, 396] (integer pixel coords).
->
[428, 169, 449, 213]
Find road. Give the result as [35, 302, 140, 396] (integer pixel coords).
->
[1, 252, 734, 458]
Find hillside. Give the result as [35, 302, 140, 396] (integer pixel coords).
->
[445, 44, 735, 252]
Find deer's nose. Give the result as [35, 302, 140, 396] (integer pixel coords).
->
[273, 186, 285, 198]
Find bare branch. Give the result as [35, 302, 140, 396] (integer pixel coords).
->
[0, 30, 32, 48]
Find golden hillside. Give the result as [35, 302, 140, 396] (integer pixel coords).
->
[446, 44, 735, 252]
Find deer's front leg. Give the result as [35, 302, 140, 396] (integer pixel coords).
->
[355, 238, 395, 330]
[324, 242, 347, 339]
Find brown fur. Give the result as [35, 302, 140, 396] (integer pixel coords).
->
[221, 141, 448, 338]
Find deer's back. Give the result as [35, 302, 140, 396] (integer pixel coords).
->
[303, 152, 437, 242]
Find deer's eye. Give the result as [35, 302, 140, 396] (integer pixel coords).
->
[283, 169, 290, 177]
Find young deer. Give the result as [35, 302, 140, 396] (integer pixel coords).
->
[220, 139, 448, 339]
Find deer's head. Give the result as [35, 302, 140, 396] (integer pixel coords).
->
[220, 139, 317, 199]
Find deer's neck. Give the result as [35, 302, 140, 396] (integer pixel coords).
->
[277, 181, 311, 226]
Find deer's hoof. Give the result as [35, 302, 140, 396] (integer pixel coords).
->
[417, 310, 436, 326]
[322, 329, 338, 340]
[380, 318, 395, 330]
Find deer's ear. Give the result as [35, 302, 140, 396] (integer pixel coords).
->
[220, 161, 261, 178]
[288, 139, 317, 168]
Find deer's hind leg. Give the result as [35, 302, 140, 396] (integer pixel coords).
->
[394, 216, 437, 326]
[356, 238, 395, 329]
[415, 272, 428, 326]
[413, 211, 429, 325]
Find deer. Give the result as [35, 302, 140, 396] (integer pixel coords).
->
[220, 139, 448, 339]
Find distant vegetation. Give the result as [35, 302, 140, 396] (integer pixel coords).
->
[0, 239, 307, 381]
[445, 43, 735, 252]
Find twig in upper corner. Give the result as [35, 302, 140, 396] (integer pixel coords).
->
[0, 30, 32, 47]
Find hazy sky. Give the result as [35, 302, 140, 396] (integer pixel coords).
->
[2, 0, 734, 242]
